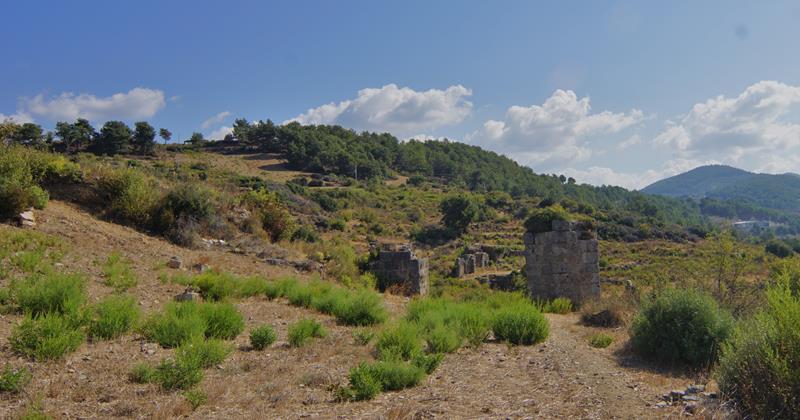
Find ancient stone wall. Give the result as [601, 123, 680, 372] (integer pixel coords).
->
[370, 243, 429, 295]
[524, 220, 600, 304]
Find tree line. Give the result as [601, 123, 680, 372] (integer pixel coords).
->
[0, 119, 173, 156]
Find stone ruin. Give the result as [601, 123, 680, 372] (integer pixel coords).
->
[452, 243, 520, 278]
[524, 220, 600, 305]
[369, 243, 429, 295]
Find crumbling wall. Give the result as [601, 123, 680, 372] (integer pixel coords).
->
[524, 220, 600, 304]
[370, 243, 429, 295]
[453, 249, 490, 277]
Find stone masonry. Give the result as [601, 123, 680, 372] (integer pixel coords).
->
[524, 220, 600, 304]
[370, 243, 429, 295]
[453, 249, 490, 278]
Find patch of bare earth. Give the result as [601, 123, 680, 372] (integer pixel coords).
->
[1, 201, 709, 418]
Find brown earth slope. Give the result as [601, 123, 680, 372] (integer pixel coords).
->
[0, 201, 713, 419]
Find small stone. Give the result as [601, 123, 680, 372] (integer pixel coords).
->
[686, 384, 705, 394]
[682, 395, 699, 402]
[166, 257, 182, 269]
[655, 402, 669, 408]
[18, 210, 36, 227]
[174, 289, 201, 302]
[685, 403, 698, 414]
[669, 390, 686, 399]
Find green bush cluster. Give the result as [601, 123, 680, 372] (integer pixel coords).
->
[288, 318, 327, 347]
[0, 145, 80, 220]
[523, 205, 570, 234]
[588, 333, 614, 348]
[265, 277, 388, 326]
[89, 295, 140, 340]
[630, 288, 733, 366]
[491, 304, 549, 345]
[240, 189, 295, 242]
[96, 167, 159, 226]
[10, 313, 85, 361]
[0, 366, 31, 393]
[130, 336, 232, 391]
[536, 297, 573, 314]
[249, 324, 277, 350]
[140, 301, 244, 348]
[13, 272, 86, 317]
[343, 360, 426, 401]
[716, 280, 800, 418]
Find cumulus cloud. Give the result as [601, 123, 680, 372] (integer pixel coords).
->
[653, 81, 800, 162]
[466, 89, 643, 169]
[207, 125, 233, 140]
[19, 87, 166, 121]
[0, 112, 34, 124]
[288, 84, 473, 136]
[616, 134, 641, 150]
[201, 111, 231, 129]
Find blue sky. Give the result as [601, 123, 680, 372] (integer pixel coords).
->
[3, 1, 800, 188]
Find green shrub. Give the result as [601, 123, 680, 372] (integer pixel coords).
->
[264, 277, 299, 300]
[291, 225, 319, 243]
[153, 357, 204, 390]
[250, 325, 277, 350]
[716, 282, 800, 418]
[523, 205, 570, 234]
[288, 319, 327, 347]
[236, 276, 268, 297]
[101, 252, 137, 292]
[129, 363, 156, 383]
[198, 302, 244, 340]
[346, 363, 382, 401]
[343, 360, 425, 401]
[193, 271, 238, 301]
[285, 282, 316, 307]
[411, 352, 444, 374]
[0, 145, 76, 220]
[11, 250, 46, 273]
[0, 366, 30, 393]
[332, 289, 387, 326]
[424, 325, 461, 353]
[765, 240, 794, 258]
[184, 389, 208, 410]
[376, 322, 421, 360]
[97, 168, 158, 226]
[588, 333, 614, 348]
[352, 329, 375, 345]
[630, 288, 733, 366]
[140, 302, 207, 347]
[175, 337, 231, 369]
[537, 297, 573, 314]
[240, 189, 294, 242]
[14, 272, 86, 317]
[366, 359, 425, 391]
[10, 313, 85, 360]
[89, 294, 140, 340]
[153, 183, 215, 239]
[491, 304, 549, 345]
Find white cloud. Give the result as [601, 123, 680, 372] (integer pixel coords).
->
[466, 89, 643, 169]
[653, 81, 800, 162]
[0, 112, 34, 124]
[19, 87, 166, 121]
[201, 111, 231, 129]
[288, 84, 473, 136]
[207, 125, 233, 140]
[564, 158, 718, 189]
[616, 134, 641, 150]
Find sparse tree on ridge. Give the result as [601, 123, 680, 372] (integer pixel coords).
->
[96, 121, 132, 155]
[55, 118, 95, 153]
[132, 121, 156, 155]
[159, 128, 172, 145]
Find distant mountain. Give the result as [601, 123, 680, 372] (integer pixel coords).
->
[642, 165, 800, 211]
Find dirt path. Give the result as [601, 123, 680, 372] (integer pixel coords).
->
[0, 201, 701, 419]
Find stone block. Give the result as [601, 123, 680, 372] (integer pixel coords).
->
[552, 220, 573, 231]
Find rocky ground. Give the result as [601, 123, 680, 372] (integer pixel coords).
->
[0, 201, 726, 419]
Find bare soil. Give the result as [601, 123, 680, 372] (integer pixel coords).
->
[0, 201, 717, 419]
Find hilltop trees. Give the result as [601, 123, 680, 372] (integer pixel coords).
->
[11, 123, 44, 147]
[96, 121, 132, 155]
[159, 128, 172, 145]
[55, 119, 95, 153]
[132, 121, 156, 155]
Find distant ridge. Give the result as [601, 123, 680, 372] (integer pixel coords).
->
[643, 165, 800, 211]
